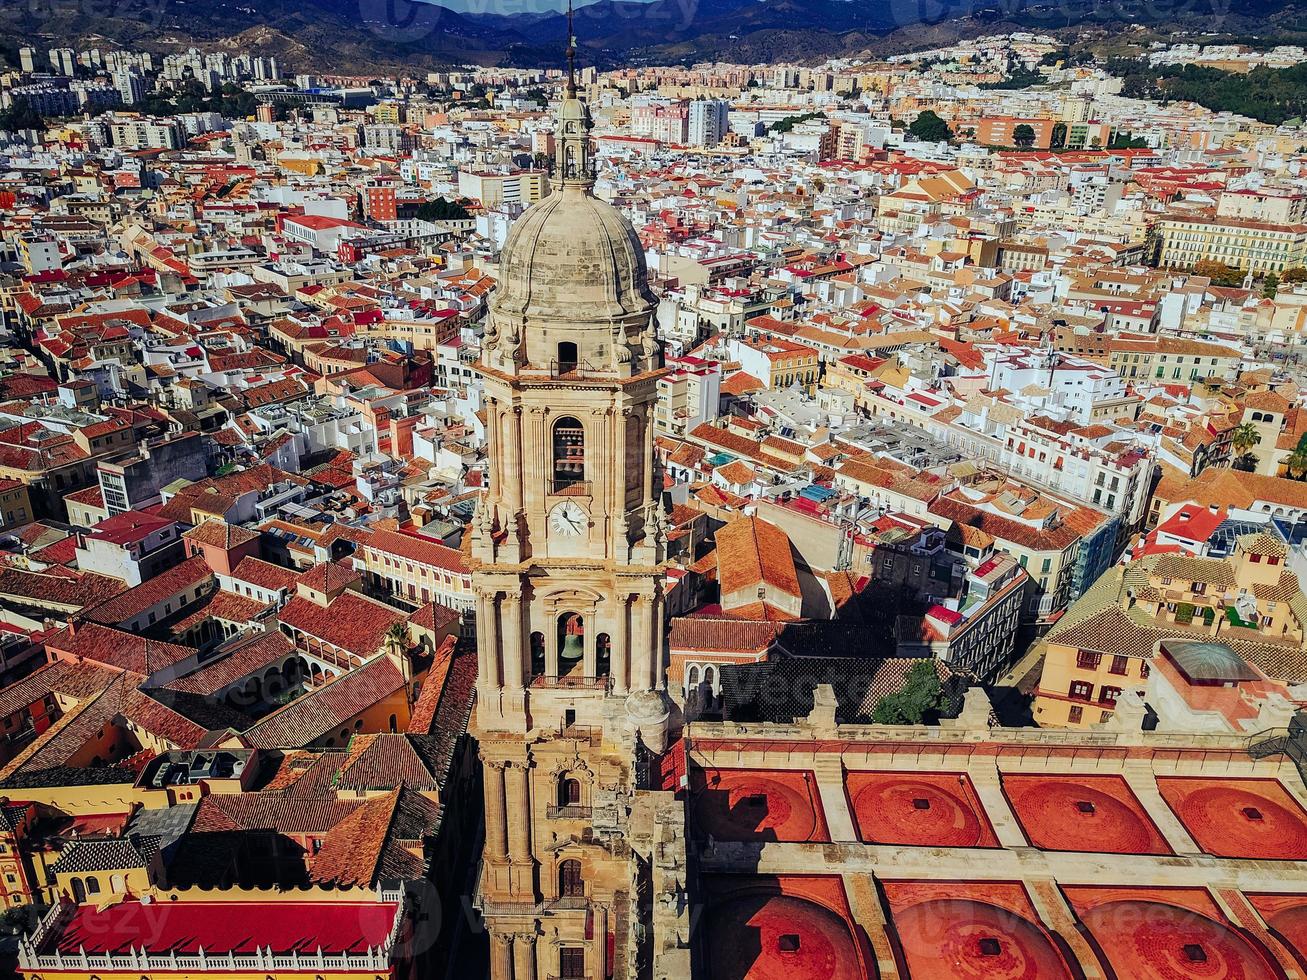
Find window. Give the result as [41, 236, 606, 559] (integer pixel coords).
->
[1109, 655, 1129, 676]
[1099, 686, 1121, 704]
[560, 947, 585, 979]
[559, 859, 583, 898]
[1076, 650, 1102, 670]
[552, 416, 585, 490]
[557, 341, 578, 374]
[1068, 705, 1083, 724]
[559, 777, 581, 807]
[1069, 681, 1092, 701]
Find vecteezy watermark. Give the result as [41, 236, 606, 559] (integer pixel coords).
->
[884, 0, 1232, 33]
[356, 0, 703, 50]
[16, 0, 170, 30]
[358, 0, 448, 44]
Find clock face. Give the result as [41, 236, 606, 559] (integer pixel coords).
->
[549, 501, 587, 537]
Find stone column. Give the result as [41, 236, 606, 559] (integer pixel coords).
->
[486, 399, 500, 496]
[505, 761, 532, 864]
[489, 931, 514, 980]
[652, 592, 666, 692]
[484, 761, 509, 862]
[478, 591, 500, 689]
[502, 595, 524, 690]
[512, 931, 536, 980]
[503, 407, 522, 513]
[611, 593, 629, 696]
[633, 595, 653, 692]
[545, 616, 559, 679]
[583, 603, 597, 680]
[641, 410, 655, 504]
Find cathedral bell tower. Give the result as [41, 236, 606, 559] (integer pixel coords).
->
[470, 13, 671, 978]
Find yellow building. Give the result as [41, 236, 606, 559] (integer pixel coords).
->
[1155, 212, 1307, 273]
[1034, 531, 1306, 728]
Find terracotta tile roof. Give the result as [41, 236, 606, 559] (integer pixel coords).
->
[335, 733, 443, 791]
[183, 518, 261, 549]
[0, 659, 119, 718]
[361, 527, 468, 572]
[278, 590, 407, 658]
[310, 787, 438, 887]
[84, 555, 213, 627]
[241, 655, 406, 748]
[46, 622, 196, 674]
[296, 560, 362, 594]
[188, 792, 359, 833]
[669, 617, 779, 653]
[0, 567, 124, 611]
[231, 556, 298, 592]
[715, 515, 802, 601]
[160, 630, 294, 696]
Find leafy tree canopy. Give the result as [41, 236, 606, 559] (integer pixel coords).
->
[871, 661, 947, 725]
[908, 110, 953, 143]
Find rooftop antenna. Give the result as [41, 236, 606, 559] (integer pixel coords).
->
[566, 0, 578, 98]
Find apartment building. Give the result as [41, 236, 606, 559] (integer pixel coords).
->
[1156, 212, 1307, 273]
[1034, 530, 1306, 728]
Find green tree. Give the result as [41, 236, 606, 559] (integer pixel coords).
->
[1282, 267, 1307, 284]
[1012, 123, 1036, 147]
[908, 110, 953, 143]
[1233, 452, 1260, 472]
[1050, 122, 1067, 150]
[871, 661, 947, 725]
[415, 197, 472, 221]
[1263, 272, 1280, 298]
[1284, 435, 1307, 480]
[1193, 259, 1245, 287]
[1231, 421, 1261, 457]
[1108, 131, 1150, 149]
[385, 622, 410, 658]
[0, 97, 43, 133]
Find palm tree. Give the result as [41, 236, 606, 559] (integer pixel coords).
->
[1230, 422, 1260, 462]
[1285, 442, 1307, 481]
[385, 622, 410, 657]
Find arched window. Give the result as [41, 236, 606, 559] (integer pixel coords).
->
[703, 665, 716, 692]
[559, 776, 581, 807]
[70, 878, 85, 903]
[109, 873, 125, 894]
[595, 633, 611, 678]
[687, 665, 701, 688]
[85, 876, 100, 895]
[389, 714, 398, 733]
[553, 416, 584, 490]
[559, 858, 583, 898]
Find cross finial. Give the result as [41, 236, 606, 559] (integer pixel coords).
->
[566, 0, 577, 97]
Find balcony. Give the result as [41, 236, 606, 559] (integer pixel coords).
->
[546, 804, 593, 820]
[550, 480, 592, 497]
[530, 674, 608, 691]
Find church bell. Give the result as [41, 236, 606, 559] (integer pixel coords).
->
[560, 632, 584, 662]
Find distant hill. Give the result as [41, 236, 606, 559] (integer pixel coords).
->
[8, 0, 1307, 73]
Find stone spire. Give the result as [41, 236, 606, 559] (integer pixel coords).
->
[555, 0, 592, 188]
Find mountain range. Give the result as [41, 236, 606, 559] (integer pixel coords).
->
[9, 0, 1307, 73]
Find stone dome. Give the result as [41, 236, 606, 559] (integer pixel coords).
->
[493, 184, 655, 326]
[483, 84, 660, 377]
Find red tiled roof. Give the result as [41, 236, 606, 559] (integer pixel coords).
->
[278, 590, 407, 658]
[83, 555, 213, 627]
[241, 654, 406, 748]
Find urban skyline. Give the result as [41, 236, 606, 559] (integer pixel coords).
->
[0, 20, 1304, 980]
